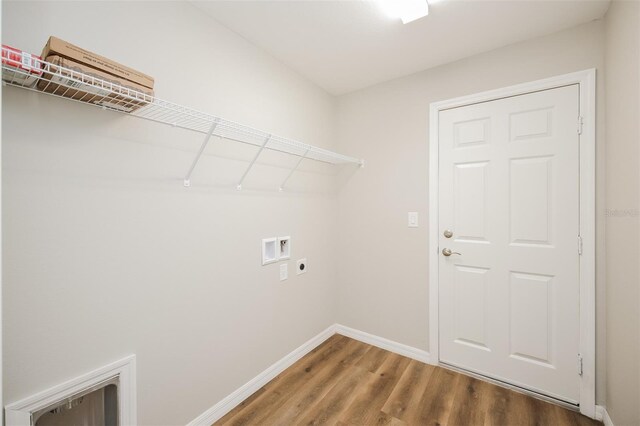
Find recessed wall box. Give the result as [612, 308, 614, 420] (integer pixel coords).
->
[278, 236, 291, 260]
[262, 238, 278, 265]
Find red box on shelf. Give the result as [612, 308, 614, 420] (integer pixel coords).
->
[2, 44, 43, 87]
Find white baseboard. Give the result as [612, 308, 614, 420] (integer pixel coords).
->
[334, 324, 431, 363]
[187, 324, 337, 426]
[596, 405, 614, 426]
[188, 323, 430, 425]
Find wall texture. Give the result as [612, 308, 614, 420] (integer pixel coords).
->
[2, 2, 344, 424]
[335, 20, 608, 403]
[4, 1, 637, 424]
[604, 1, 640, 424]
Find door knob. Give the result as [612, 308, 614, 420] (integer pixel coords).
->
[442, 248, 461, 257]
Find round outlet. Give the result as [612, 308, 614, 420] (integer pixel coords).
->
[296, 258, 307, 275]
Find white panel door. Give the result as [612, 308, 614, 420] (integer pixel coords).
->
[438, 85, 580, 403]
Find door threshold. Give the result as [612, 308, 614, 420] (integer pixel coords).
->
[439, 362, 580, 412]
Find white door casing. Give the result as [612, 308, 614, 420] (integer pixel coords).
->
[428, 70, 596, 418]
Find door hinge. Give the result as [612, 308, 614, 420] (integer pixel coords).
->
[577, 354, 583, 376]
[578, 116, 584, 135]
[578, 235, 583, 255]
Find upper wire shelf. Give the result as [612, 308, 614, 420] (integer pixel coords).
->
[1, 47, 364, 189]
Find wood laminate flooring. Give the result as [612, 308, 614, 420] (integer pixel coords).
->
[215, 335, 601, 426]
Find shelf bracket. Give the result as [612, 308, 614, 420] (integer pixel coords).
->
[183, 120, 219, 187]
[237, 135, 271, 190]
[279, 149, 309, 192]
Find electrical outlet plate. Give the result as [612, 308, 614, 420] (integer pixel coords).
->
[297, 258, 307, 275]
[408, 212, 419, 228]
[280, 263, 288, 281]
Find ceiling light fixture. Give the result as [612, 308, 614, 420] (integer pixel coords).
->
[379, 0, 429, 24]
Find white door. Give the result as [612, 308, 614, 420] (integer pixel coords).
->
[438, 85, 580, 404]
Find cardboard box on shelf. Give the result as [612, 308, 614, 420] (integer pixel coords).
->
[41, 36, 154, 90]
[2, 44, 43, 87]
[37, 55, 154, 113]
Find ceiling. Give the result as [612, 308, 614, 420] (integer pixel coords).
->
[192, 0, 610, 95]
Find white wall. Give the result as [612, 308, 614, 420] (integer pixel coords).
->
[4, 2, 637, 423]
[2, 2, 342, 424]
[604, 1, 640, 424]
[335, 20, 607, 403]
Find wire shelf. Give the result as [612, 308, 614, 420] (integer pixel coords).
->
[2, 47, 364, 187]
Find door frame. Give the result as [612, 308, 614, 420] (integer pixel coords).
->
[428, 69, 596, 418]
